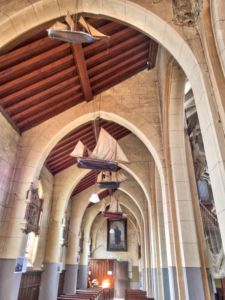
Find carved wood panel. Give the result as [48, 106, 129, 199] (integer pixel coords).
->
[23, 183, 43, 235]
[18, 271, 42, 300]
[89, 259, 115, 287]
[58, 271, 66, 295]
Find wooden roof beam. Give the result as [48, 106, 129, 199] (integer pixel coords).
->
[0, 55, 74, 96]
[8, 76, 79, 116]
[0, 43, 70, 84]
[92, 59, 147, 93]
[50, 159, 77, 175]
[86, 34, 148, 69]
[18, 93, 83, 131]
[89, 49, 148, 86]
[88, 41, 149, 78]
[0, 66, 76, 107]
[71, 44, 93, 102]
[147, 40, 158, 69]
[11, 84, 81, 122]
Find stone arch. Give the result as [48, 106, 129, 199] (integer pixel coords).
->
[1, 2, 223, 218]
[1, 0, 217, 191]
[23, 109, 161, 221]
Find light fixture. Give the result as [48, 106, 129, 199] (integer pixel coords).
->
[107, 270, 112, 276]
[89, 193, 100, 203]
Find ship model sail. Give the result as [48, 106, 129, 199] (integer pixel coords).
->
[97, 171, 127, 189]
[47, 13, 109, 44]
[100, 196, 123, 218]
[70, 128, 129, 171]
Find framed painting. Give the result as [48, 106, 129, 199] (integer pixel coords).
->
[107, 218, 127, 251]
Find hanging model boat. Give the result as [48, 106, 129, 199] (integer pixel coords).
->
[100, 196, 123, 218]
[97, 171, 127, 189]
[70, 128, 129, 172]
[47, 13, 109, 44]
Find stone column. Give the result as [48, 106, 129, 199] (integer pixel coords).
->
[38, 220, 61, 300]
[63, 198, 82, 294]
[168, 64, 205, 299]
[0, 113, 24, 300]
[155, 169, 170, 300]
[77, 235, 89, 289]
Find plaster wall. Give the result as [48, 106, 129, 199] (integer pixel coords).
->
[0, 113, 19, 256]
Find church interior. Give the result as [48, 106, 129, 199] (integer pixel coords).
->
[1, 1, 225, 299]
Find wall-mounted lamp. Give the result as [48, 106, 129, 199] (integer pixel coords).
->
[107, 270, 112, 276]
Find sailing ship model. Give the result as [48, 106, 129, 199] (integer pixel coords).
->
[70, 127, 129, 172]
[100, 196, 123, 218]
[47, 13, 109, 43]
[97, 171, 127, 189]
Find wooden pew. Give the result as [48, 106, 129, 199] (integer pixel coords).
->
[126, 289, 153, 300]
[58, 287, 103, 300]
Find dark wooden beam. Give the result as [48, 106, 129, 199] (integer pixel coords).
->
[147, 40, 158, 69]
[48, 156, 77, 172]
[86, 34, 148, 69]
[84, 27, 137, 58]
[11, 84, 81, 122]
[90, 50, 148, 86]
[0, 36, 56, 70]
[0, 66, 76, 107]
[0, 43, 70, 84]
[17, 93, 83, 131]
[0, 55, 74, 96]
[92, 58, 147, 92]
[88, 41, 148, 78]
[51, 159, 77, 175]
[8, 77, 79, 116]
[47, 126, 93, 157]
[71, 44, 93, 102]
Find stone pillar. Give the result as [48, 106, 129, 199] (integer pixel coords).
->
[77, 236, 89, 289]
[0, 193, 28, 300]
[149, 161, 165, 300]
[168, 64, 204, 299]
[39, 263, 60, 300]
[0, 259, 22, 300]
[39, 219, 61, 300]
[63, 197, 83, 293]
[0, 113, 24, 300]
[155, 169, 169, 300]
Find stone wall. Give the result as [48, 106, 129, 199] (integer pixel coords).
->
[0, 113, 19, 255]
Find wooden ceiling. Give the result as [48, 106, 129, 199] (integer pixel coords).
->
[0, 17, 158, 133]
[0, 16, 158, 198]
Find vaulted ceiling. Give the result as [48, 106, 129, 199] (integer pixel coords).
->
[0, 16, 158, 196]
